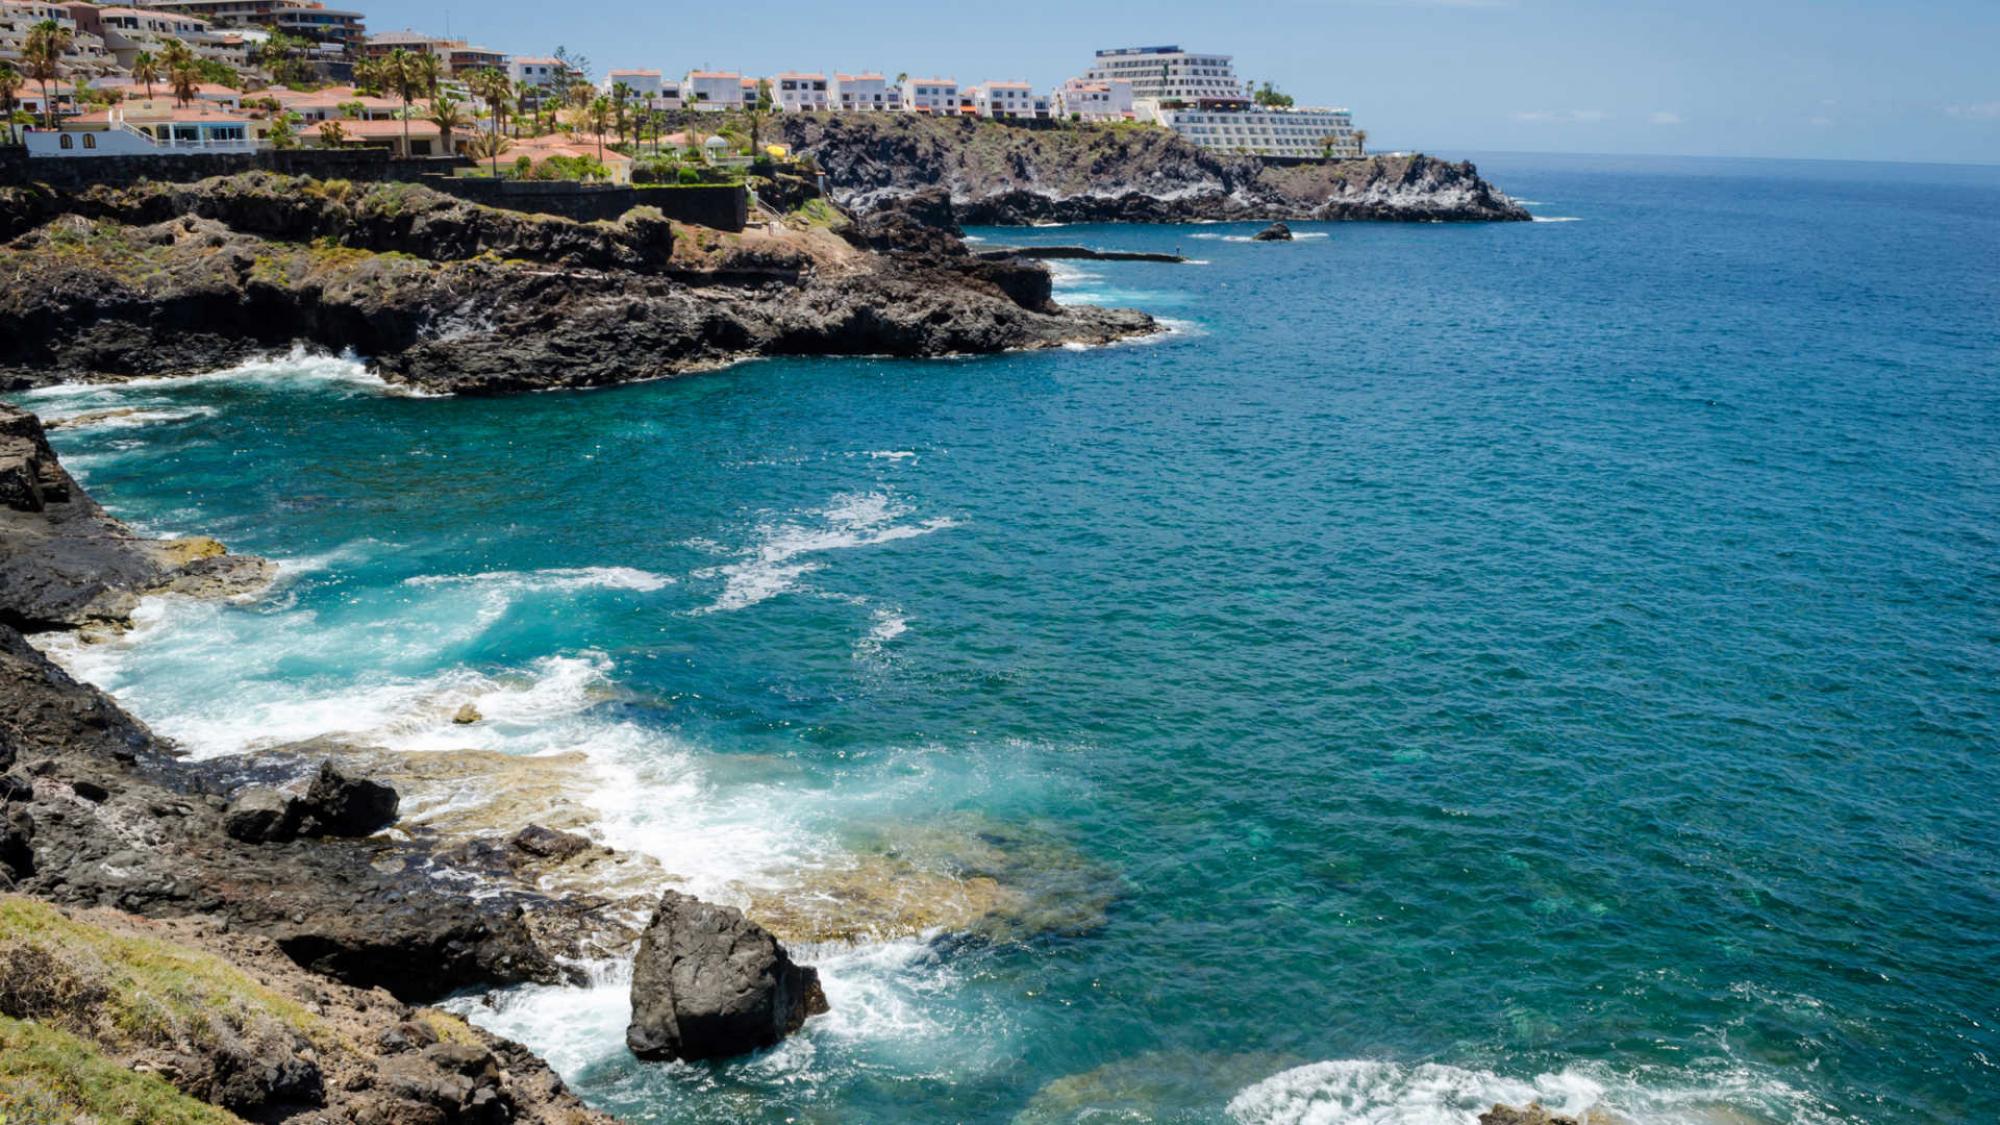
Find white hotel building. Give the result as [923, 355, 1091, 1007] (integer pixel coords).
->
[1052, 77, 1134, 122]
[1081, 44, 1362, 159]
[968, 80, 1050, 120]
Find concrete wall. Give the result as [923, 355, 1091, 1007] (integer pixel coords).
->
[422, 177, 749, 231]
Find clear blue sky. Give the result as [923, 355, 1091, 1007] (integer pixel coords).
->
[361, 0, 2000, 165]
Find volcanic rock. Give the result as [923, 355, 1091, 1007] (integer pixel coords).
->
[1252, 222, 1294, 241]
[625, 890, 828, 1062]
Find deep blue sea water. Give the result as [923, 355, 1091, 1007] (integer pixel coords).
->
[17, 153, 2000, 1124]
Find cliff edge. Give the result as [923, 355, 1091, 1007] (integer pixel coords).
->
[778, 115, 1530, 224]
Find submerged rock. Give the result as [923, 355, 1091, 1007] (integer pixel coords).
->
[625, 890, 828, 1062]
[1252, 221, 1294, 241]
[451, 702, 482, 725]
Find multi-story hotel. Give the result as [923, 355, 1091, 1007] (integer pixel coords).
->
[771, 71, 828, 112]
[899, 76, 957, 114]
[137, 0, 364, 53]
[830, 73, 892, 112]
[360, 30, 506, 76]
[1083, 45, 1244, 104]
[1144, 103, 1359, 159]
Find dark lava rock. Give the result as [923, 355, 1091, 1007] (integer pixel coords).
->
[71, 778, 110, 802]
[509, 824, 592, 863]
[299, 761, 399, 837]
[1, 806, 33, 880]
[1252, 222, 1294, 241]
[224, 787, 302, 844]
[625, 890, 829, 1062]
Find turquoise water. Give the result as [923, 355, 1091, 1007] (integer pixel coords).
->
[18, 154, 2000, 1123]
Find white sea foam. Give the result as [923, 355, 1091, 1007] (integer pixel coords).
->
[1227, 1058, 1845, 1125]
[1532, 216, 1583, 223]
[40, 406, 220, 431]
[17, 345, 413, 400]
[691, 492, 957, 614]
[862, 450, 916, 461]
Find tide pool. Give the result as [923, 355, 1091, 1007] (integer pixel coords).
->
[19, 153, 2000, 1123]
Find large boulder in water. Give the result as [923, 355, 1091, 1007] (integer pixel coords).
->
[625, 890, 827, 1061]
[1251, 221, 1294, 241]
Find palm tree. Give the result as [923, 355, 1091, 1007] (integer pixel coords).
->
[22, 19, 71, 130]
[317, 118, 347, 147]
[584, 95, 612, 161]
[132, 50, 159, 100]
[351, 57, 381, 96]
[385, 48, 418, 156]
[468, 130, 510, 177]
[1352, 129, 1367, 157]
[611, 81, 631, 146]
[0, 62, 21, 144]
[161, 39, 198, 108]
[426, 92, 468, 156]
[410, 50, 442, 101]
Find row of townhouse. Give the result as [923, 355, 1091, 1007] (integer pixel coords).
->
[579, 68, 1064, 119]
[2, 1, 250, 80]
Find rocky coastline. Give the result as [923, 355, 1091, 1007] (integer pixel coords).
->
[0, 402, 833, 1120]
[0, 171, 1154, 395]
[778, 114, 1531, 225]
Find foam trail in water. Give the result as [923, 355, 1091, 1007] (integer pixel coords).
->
[1227, 1059, 1845, 1125]
[17, 345, 415, 400]
[692, 492, 957, 614]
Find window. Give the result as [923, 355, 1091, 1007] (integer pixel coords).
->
[60, 133, 73, 149]
[82, 132, 95, 148]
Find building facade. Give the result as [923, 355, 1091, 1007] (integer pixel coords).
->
[967, 80, 1048, 119]
[1052, 77, 1134, 121]
[683, 70, 743, 111]
[137, 0, 364, 52]
[771, 71, 827, 112]
[830, 73, 892, 112]
[1141, 102, 1359, 158]
[1, 1, 117, 81]
[900, 76, 956, 114]
[78, 6, 249, 70]
[1084, 46, 1244, 104]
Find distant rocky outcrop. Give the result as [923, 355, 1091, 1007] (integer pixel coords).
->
[625, 890, 828, 1062]
[777, 115, 1530, 224]
[1252, 222, 1294, 241]
[0, 404, 273, 633]
[0, 172, 1155, 394]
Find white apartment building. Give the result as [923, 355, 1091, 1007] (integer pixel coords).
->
[770, 71, 827, 112]
[900, 76, 957, 114]
[684, 70, 744, 111]
[0, 2, 117, 81]
[1142, 102, 1360, 159]
[1084, 45, 1245, 104]
[967, 80, 1048, 120]
[604, 68, 681, 107]
[830, 72, 894, 112]
[1052, 77, 1133, 121]
[87, 6, 248, 70]
[510, 56, 568, 90]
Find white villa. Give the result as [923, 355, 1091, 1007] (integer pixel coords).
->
[684, 70, 744, 111]
[968, 80, 1049, 120]
[831, 73, 892, 112]
[900, 76, 957, 114]
[771, 71, 827, 112]
[603, 68, 681, 108]
[1052, 77, 1134, 122]
[25, 96, 266, 156]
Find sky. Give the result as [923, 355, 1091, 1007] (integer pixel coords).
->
[357, 0, 2000, 165]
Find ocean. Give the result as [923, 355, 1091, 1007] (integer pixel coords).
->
[18, 153, 2000, 1123]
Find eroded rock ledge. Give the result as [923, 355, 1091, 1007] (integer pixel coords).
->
[0, 172, 1155, 395]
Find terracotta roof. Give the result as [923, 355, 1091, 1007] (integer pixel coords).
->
[512, 56, 561, 66]
[71, 104, 257, 124]
[835, 73, 885, 82]
[772, 72, 824, 80]
[686, 70, 738, 79]
[333, 118, 441, 138]
[607, 69, 660, 77]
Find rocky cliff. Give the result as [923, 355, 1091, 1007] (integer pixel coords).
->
[777, 115, 1530, 224]
[0, 173, 1154, 394]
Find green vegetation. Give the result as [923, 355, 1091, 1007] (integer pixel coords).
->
[0, 1016, 242, 1125]
[790, 197, 846, 231]
[0, 896, 328, 1053]
[1252, 81, 1294, 108]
